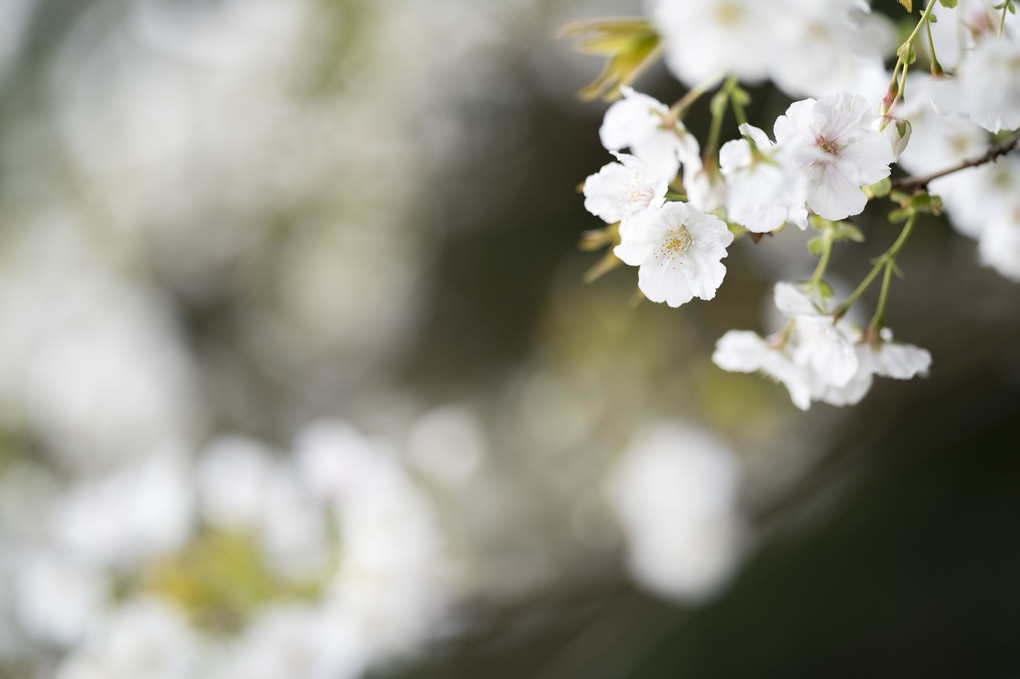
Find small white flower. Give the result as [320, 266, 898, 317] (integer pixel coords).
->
[774, 92, 893, 220]
[582, 153, 668, 225]
[599, 87, 700, 181]
[614, 202, 733, 307]
[719, 124, 808, 232]
[774, 282, 860, 388]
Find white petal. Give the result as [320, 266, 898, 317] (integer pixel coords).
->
[806, 162, 867, 220]
[773, 282, 818, 317]
[639, 256, 694, 307]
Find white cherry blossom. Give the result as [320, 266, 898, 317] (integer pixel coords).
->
[774, 92, 893, 220]
[599, 87, 700, 180]
[614, 202, 733, 307]
[719, 124, 808, 233]
[582, 152, 668, 225]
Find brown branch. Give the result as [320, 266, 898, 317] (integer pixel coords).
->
[891, 130, 1020, 193]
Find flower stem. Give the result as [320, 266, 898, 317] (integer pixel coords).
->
[669, 71, 725, 119]
[834, 211, 917, 320]
[705, 77, 737, 161]
[999, 2, 1009, 37]
[806, 233, 834, 292]
[881, 0, 940, 117]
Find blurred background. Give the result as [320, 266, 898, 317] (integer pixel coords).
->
[1, 1, 1019, 677]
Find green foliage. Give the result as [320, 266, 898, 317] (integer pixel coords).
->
[560, 19, 662, 101]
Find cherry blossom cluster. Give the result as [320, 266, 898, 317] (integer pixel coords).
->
[570, 0, 1020, 410]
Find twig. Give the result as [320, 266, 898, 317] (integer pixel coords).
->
[891, 131, 1020, 193]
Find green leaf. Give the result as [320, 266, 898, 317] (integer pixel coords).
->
[817, 280, 834, 299]
[898, 0, 913, 11]
[938, 0, 957, 7]
[905, 43, 917, 65]
[561, 20, 663, 101]
[927, 12, 938, 22]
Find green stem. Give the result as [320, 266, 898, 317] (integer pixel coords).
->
[834, 212, 917, 320]
[806, 234, 834, 292]
[881, 0, 940, 116]
[669, 71, 725, 119]
[729, 85, 748, 128]
[870, 259, 896, 330]
[999, 2, 1010, 36]
[705, 79, 735, 161]
[903, 0, 939, 51]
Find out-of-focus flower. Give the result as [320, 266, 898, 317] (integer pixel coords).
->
[978, 206, 1020, 281]
[933, 37, 1020, 134]
[56, 598, 197, 679]
[608, 422, 744, 603]
[648, 0, 773, 86]
[774, 92, 893, 220]
[52, 447, 194, 568]
[614, 202, 734, 307]
[14, 552, 108, 647]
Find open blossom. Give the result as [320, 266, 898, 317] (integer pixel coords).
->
[599, 87, 700, 181]
[582, 153, 667, 225]
[719, 124, 808, 233]
[712, 283, 931, 409]
[774, 92, 893, 220]
[614, 202, 733, 307]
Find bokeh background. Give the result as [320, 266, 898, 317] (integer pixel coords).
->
[1, 1, 1019, 678]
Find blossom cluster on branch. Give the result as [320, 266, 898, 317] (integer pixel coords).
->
[568, 0, 1020, 409]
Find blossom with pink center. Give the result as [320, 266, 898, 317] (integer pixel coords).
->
[774, 92, 893, 220]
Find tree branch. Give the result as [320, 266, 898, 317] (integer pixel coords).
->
[891, 130, 1020, 193]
